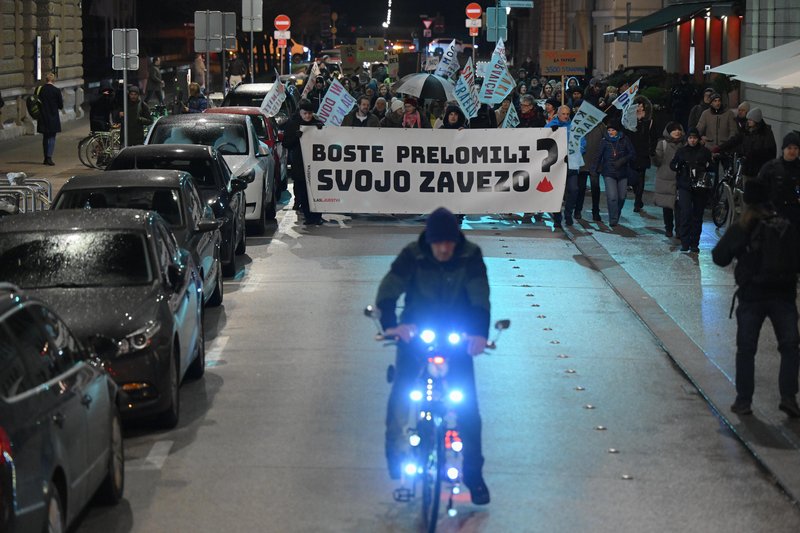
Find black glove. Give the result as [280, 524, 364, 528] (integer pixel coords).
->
[551, 125, 559, 132]
[316, 123, 324, 129]
[296, 130, 303, 138]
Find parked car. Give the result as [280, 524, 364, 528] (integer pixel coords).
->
[52, 169, 226, 305]
[220, 83, 299, 126]
[0, 283, 124, 533]
[0, 209, 205, 427]
[205, 107, 288, 189]
[145, 114, 278, 235]
[107, 145, 248, 276]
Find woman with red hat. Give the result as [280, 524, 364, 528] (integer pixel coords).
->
[401, 97, 431, 129]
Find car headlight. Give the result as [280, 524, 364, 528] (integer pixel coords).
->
[420, 329, 436, 344]
[116, 321, 161, 356]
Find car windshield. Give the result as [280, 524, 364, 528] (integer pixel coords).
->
[0, 231, 152, 289]
[107, 157, 218, 189]
[223, 93, 292, 119]
[150, 123, 248, 155]
[55, 188, 184, 227]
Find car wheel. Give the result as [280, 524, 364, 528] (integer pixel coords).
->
[235, 221, 247, 255]
[157, 345, 180, 429]
[207, 263, 223, 307]
[223, 227, 238, 277]
[187, 312, 206, 380]
[96, 406, 125, 505]
[45, 481, 65, 533]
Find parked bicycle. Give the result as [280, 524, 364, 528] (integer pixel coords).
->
[364, 305, 509, 533]
[712, 153, 745, 228]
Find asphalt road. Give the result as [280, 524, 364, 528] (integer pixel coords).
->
[71, 204, 800, 533]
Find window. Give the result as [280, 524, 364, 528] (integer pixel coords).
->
[55, 187, 185, 228]
[251, 115, 268, 141]
[0, 325, 31, 398]
[4, 308, 60, 388]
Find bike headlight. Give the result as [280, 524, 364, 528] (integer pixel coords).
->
[420, 329, 436, 344]
[409, 434, 421, 447]
[409, 390, 423, 402]
[447, 332, 461, 345]
[448, 390, 464, 403]
[117, 321, 161, 356]
[451, 441, 463, 453]
[447, 467, 459, 480]
[404, 463, 418, 476]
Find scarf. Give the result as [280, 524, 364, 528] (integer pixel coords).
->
[403, 110, 423, 128]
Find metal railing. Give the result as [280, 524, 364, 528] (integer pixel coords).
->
[0, 172, 53, 215]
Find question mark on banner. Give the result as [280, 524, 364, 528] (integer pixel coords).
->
[537, 138, 559, 172]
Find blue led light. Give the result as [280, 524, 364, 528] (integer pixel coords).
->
[420, 329, 436, 343]
[448, 390, 464, 403]
[448, 332, 461, 345]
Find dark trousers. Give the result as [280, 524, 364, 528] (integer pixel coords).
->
[735, 297, 800, 402]
[386, 343, 484, 478]
[292, 170, 318, 221]
[663, 207, 674, 233]
[677, 188, 709, 248]
[563, 170, 579, 221]
[575, 171, 601, 217]
[633, 168, 647, 209]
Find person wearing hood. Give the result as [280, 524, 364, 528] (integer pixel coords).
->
[283, 98, 325, 225]
[90, 82, 115, 132]
[688, 87, 714, 131]
[626, 95, 657, 212]
[670, 128, 713, 252]
[381, 98, 405, 128]
[547, 105, 586, 226]
[115, 84, 152, 146]
[716, 107, 777, 181]
[593, 117, 636, 227]
[697, 93, 738, 152]
[653, 122, 686, 238]
[568, 87, 584, 117]
[341, 95, 381, 127]
[735, 101, 750, 133]
[440, 104, 467, 130]
[757, 131, 800, 233]
[306, 75, 327, 112]
[517, 94, 545, 128]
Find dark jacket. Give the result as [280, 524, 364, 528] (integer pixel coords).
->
[114, 99, 151, 146]
[626, 96, 656, 170]
[376, 232, 490, 338]
[283, 112, 324, 181]
[757, 157, 800, 209]
[36, 83, 63, 134]
[341, 109, 381, 127]
[441, 104, 467, 129]
[670, 142, 713, 190]
[516, 107, 546, 128]
[469, 103, 498, 129]
[186, 95, 208, 113]
[718, 121, 777, 177]
[593, 130, 636, 180]
[380, 111, 403, 128]
[579, 124, 606, 174]
[89, 92, 115, 132]
[306, 87, 326, 112]
[688, 101, 709, 131]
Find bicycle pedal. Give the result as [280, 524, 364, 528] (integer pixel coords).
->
[393, 487, 413, 502]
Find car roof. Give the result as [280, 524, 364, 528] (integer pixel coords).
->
[113, 144, 215, 160]
[61, 169, 189, 191]
[153, 114, 249, 126]
[205, 106, 266, 117]
[0, 208, 155, 233]
[227, 83, 275, 95]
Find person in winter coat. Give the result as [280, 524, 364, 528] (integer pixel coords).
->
[372, 97, 388, 121]
[184, 83, 208, 114]
[716, 107, 777, 180]
[594, 117, 636, 226]
[578, 120, 606, 221]
[547, 105, 586, 226]
[495, 97, 512, 125]
[440, 104, 467, 130]
[115, 85, 152, 147]
[697, 93, 739, 152]
[283, 99, 325, 225]
[469, 103, 498, 128]
[89, 82, 115, 133]
[626, 95, 657, 212]
[517, 94, 545, 128]
[401, 97, 430, 128]
[670, 128, 713, 252]
[757, 131, 800, 234]
[711, 179, 800, 418]
[381, 98, 404, 128]
[734, 101, 750, 133]
[584, 78, 603, 108]
[688, 87, 714, 131]
[306, 76, 327, 112]
[543, 98, 559, 123]
[652, 122, 685, 238]
[145, 56, 165, 105]
[670, 75, 695, 129]
[341, 95, 381, 127]
[37, 72, 63, 165]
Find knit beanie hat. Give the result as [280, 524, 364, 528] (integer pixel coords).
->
[127, 84, 140, 94]
[743, 179, 769, 205]
[425, 207, 461, 244]
[782, 131, 800, 150]
[709, 92, 721, 102]
[390, 98, 404, 113]
[665, 121, 682, 134]
[607, 117, 623, 131]
[746, 108, 763, 123]
[687, 127, 701, 138]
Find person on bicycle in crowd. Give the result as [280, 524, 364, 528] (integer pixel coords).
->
[670, 128, 714, 253]
[375, 207, 491, 505]
[114, 85, 152, 146]
[697, 93, 738, 183]
[757, 132, 800, 236]
[715, 107, 777, 182]
[688, 87, 714, 131]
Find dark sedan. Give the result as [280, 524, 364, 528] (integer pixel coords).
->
[0, 209, 204, 427]
[53, 169, 226, 306]
[0, 283, 124, 533]
[107, 145, 247, 277]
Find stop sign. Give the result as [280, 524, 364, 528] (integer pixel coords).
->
[274, 14, 291, 31]
[466, 3, 482, 19]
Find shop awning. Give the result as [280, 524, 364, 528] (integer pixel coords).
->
[604, 1, 717, 43]
[706, 39, 800, 89]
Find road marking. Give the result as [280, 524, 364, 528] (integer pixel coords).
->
[206, 335, 229, 364]
[127, 440, 174, 471]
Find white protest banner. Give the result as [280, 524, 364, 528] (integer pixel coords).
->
[461, 57, 479, 104]
[260, 80, 287, 116]
[317, 78, 356, 126]
[501, 103, 519, 128]
[301, 62, 321, 100]
[299, 127, 568, 214]
[492, 38, 507, 66]
[434, 39, 461, 80]
[478, 53, 515, 104]
[568, 100, 606, 168]
[424, 56, 440, 72]
[454, 75, 478, 119]
[611, 77, 641, 131]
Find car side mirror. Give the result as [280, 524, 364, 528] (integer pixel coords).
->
[231, 177, 248, 192]
[239, 169, 256, 184]
[167, 263, 185, 289]
[197, 219, 223, 233]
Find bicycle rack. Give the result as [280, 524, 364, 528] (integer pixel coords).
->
[1, 173, 53, 213]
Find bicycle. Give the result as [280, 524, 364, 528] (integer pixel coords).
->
[712, 153, 745, 228]
[78, 126, 121, 169]
[364, 305, 509, 532]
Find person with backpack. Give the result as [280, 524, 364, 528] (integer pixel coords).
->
[670, 128, 713, 252]
[711, 179, 800, 418]
[34, 72, 63, 166]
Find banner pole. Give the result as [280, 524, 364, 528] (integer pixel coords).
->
[561, 75, 565, 106]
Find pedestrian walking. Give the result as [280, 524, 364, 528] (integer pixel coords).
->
[626, 96, 656, 213]
[697, 93, 739, 153]
[145, 56, 165, 105]
[137, 55, 150, 94]
[577, 119, 606, 221]
[716, 107, 777, 181]
[688, 87, 714, 131]
[712, 179, 800, 418]
[283, 99, 325, 225]
[89, 82, 115, 132]
[757, 131, 800, 234]
[517, 94, 545, 128]
[593, 117, 636, 227]
[37, 72, 63, 166]
[372, 97, 388, 121]
[669, 75, 694, 130]
[227, 52, 248, 88]
[547, 105, 584, 226]
[652, 122, 685, 238]
[380, 98, 404, 128]
[670, 128, 713, 252]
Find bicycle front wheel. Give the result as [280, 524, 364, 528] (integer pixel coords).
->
[421, 424, 444, 533]
[85, 134, 111, 169]
[77, 135, 94, 168]
[711, 182, 731, 228]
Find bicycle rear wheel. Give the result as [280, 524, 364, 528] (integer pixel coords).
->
[711, 182, 731, 228]
[421, 424, 444, 533]
[77, 135, 94, 168]
[85, 134, 111, 169]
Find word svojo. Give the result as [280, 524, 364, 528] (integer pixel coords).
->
[316, 169, 536, 193]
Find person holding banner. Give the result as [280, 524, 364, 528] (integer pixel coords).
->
[401, 98, 430, 129]
[593, 117, 636, 227]
[626, 96, 656, 213]
[440, 104, 467, 130]
[547, 105, 584, 226]
[578, 119, 607, 221]
[341, 95, 381, 127]
[284, 99, 325, 225]
[381, 99, 405, 128]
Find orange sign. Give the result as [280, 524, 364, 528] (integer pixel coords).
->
[539, 49, 587, 76]
[277, 39, 287, 48]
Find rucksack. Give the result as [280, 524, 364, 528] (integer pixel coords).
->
[743, 214, 798, 287]
[25, 85, 43, 119]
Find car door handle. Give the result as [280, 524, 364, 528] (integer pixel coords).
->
[81, 394, 93, 407]
[52, 412, 66, 428]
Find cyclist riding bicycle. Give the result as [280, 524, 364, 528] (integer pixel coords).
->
[714, 107, 777, 181]
[375, 207, 491, 505]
